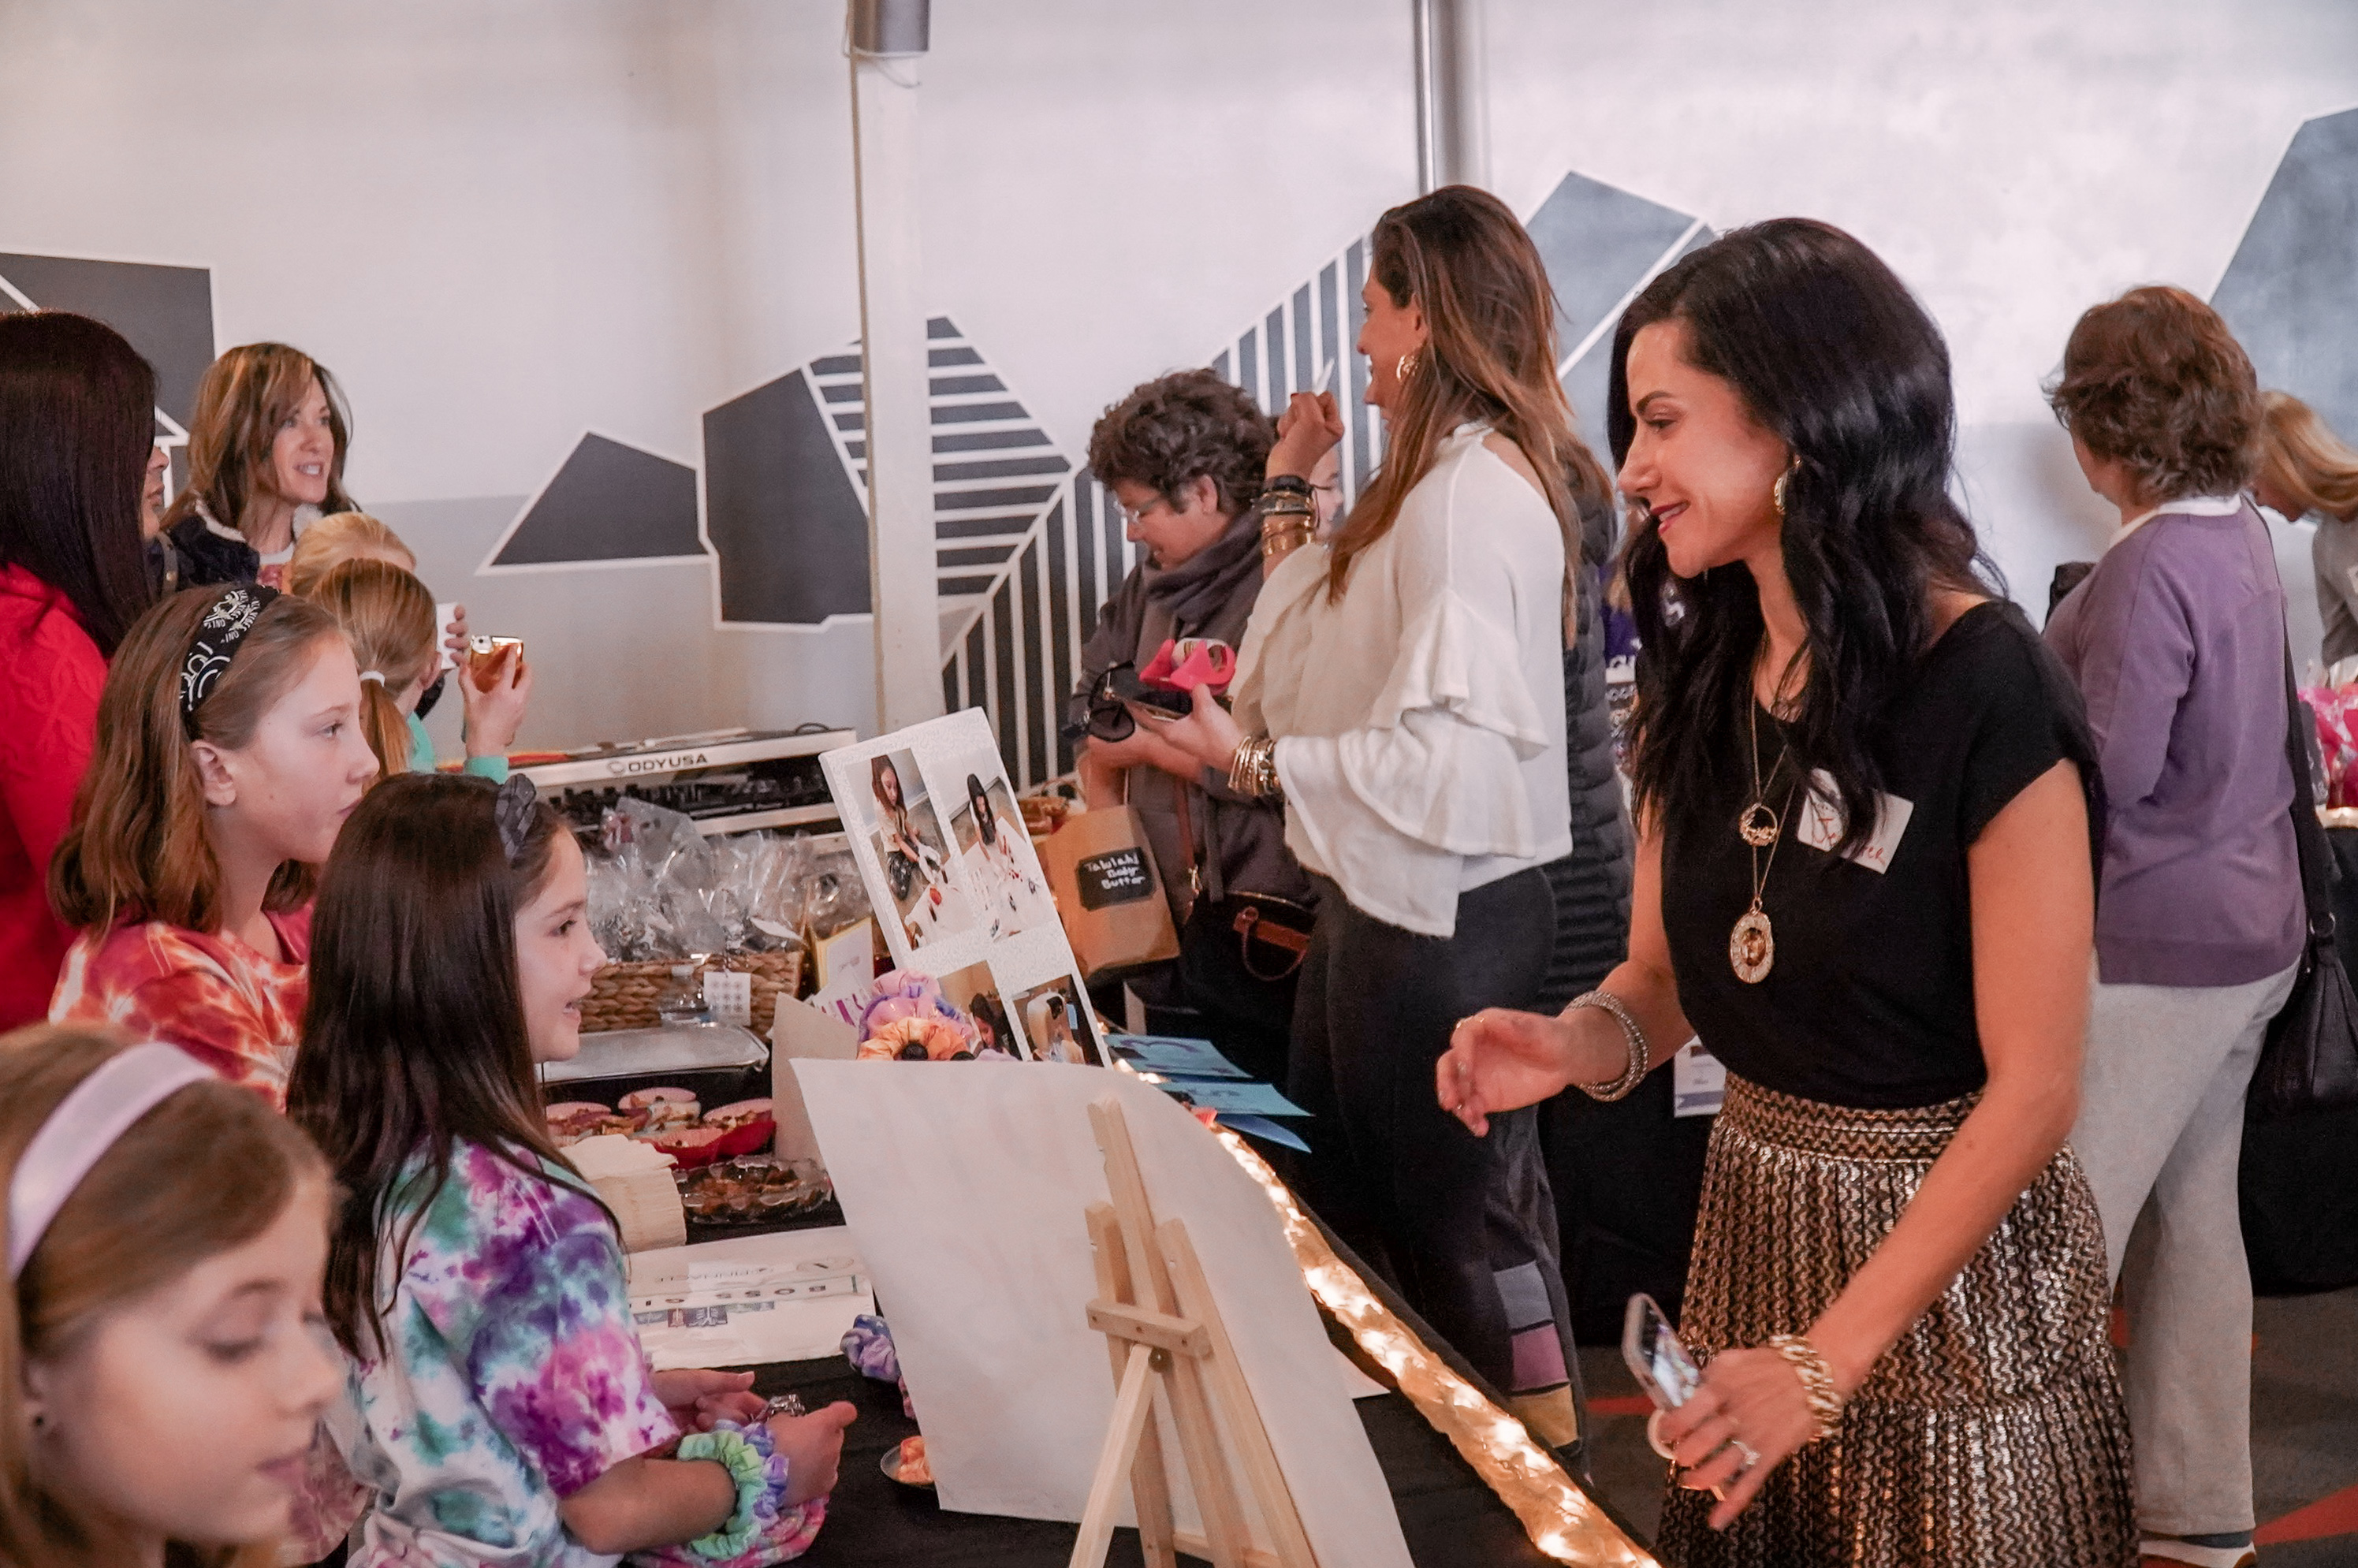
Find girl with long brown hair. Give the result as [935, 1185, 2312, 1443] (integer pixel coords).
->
[161, 345, 356, 589]
[288, 774, 854, 1564]
[47, 586, 380, 1104]
[0, 1023, 341, 1567]
[1149, 185, 1597, 1443]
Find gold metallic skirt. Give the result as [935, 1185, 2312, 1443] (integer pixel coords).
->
[1655, 1075, 2136, 1568]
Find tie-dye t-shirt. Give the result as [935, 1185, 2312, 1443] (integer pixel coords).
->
[326, 1140, 676, 1567]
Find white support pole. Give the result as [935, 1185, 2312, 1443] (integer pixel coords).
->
[1410, 0, 1489, 192]
[850, 0, 942, 733]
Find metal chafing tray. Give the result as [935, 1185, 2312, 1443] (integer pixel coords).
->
[538, 1022, 772, 1110]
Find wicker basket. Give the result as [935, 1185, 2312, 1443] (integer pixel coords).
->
[581, 949, 804, 1037]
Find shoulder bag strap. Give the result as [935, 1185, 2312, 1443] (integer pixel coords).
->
[2282, 647, 2338, 948]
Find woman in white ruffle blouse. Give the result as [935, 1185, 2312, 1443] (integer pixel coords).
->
[1146, 185, 1614, 1447]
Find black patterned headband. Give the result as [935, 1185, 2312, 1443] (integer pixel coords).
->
[179, 585, 279, 737]
[493, 773, 539, 863]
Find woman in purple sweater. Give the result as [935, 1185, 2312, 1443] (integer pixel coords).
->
[2045, 285, 2302, 1568]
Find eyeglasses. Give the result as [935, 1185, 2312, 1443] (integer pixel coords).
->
[1112, 494, 1171, 529]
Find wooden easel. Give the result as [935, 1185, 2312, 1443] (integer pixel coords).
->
[1067, 1096, 1320, 1568]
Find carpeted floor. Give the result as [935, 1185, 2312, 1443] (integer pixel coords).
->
[1575, 1286, 2358, 1565]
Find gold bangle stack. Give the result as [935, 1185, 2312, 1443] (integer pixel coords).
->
[1257, 483, 1316, 561]
[1227, 734, 1283, 799]
[1566, 990, 1648, 1101]
[1764, 1334, 1846, 1442]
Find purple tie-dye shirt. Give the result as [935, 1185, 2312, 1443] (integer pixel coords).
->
[326, 1141, 677, 1566]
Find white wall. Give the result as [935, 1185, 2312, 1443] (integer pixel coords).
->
[4, 1, 2352, 751]
[1485, 0, 2358, 613]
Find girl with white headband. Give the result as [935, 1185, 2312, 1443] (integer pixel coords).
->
[47, 585, 379, 1106]
[289, 773, 855, 1565]
[0, 1025, 343, 1563]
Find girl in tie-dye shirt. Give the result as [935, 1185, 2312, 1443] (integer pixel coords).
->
[288, 773, 855, 1566]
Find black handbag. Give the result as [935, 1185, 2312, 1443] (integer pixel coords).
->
[2248, 656, 2358, 1120]
[2240, 660, 2358, 1292]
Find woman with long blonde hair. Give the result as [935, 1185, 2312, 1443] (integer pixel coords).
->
[1149, 185, 1599, 1444]
[2254, 392, 2358, 663]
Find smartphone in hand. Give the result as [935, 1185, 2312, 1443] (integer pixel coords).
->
[1623, 1293, 1723, 1500]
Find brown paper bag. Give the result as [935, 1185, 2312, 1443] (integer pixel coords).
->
[1039, 805, 1181, 980]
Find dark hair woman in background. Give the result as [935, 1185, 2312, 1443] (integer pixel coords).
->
[1440, 220, 2133, 1563]
[0, 311, 161, 1028]
[162, 341, 357, 587]
[1149, 185, 1596, 1449]
[2046, 286, 2300, 1568]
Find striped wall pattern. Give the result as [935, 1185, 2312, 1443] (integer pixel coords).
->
[809, 229, 1386, 791]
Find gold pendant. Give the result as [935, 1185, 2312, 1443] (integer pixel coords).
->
[1730, 905, 1775, 984]
[1737, 801, 1780, 848]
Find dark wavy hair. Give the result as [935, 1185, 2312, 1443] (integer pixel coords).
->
[0, 312, 159, 656]
[2047, 285, 2259, 503]
[287, 771, 580, 1360]
[1608, 218, 1993, 858]
[1086, 369, 1274, 519]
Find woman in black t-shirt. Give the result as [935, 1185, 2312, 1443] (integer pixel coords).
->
[1439, 222, 2134, 1566]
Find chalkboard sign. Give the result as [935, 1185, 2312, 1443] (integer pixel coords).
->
[1075, 847, 1156, 910]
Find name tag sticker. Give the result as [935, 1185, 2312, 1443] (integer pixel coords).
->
[1671, 1039, 1726, 1119]
[1794, 770, 1913, 873]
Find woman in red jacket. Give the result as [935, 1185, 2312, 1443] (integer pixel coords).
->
[0, 313, 162, 1029]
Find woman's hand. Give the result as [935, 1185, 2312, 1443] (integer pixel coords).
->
[1436, 1007, 1591, 1134]
[1268, 391, 1346, 480]
[460, 646, 532, 756]
[1134, 679, 1242, 773]
[768, 1402, 858, 1507]
[651, 1369, 766, 1432]
[1656, 1348, 1822, 1529]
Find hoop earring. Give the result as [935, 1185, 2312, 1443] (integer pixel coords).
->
[1395, 350, 1421, 384]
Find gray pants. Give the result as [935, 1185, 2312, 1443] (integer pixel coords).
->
[2069, 961, 2298, 1543]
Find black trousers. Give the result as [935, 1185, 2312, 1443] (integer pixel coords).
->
[1287, 870, 1578, 1413]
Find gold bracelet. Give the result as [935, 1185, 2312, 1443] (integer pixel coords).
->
[1565, 990, 1648, 1101]
[1227, 734, 1282, 799]
[1764, 1334, 1846, 1442]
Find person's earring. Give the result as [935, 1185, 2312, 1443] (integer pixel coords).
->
[1772, 470, 1790, 521]
[1396, 350, 1421, 384]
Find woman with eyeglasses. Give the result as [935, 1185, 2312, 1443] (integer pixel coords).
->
[1070, 370, 1313, 1086]
[1145, 186, 1596, 1447]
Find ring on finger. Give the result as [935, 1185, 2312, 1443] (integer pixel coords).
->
[1729, 1437, 1760, 1473]
[1645, 1409, 1677, 1461]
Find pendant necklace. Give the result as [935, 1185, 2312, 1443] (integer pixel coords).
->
[1730, 698, 1796, 985]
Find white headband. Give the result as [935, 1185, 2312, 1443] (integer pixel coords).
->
[9, 1045, 214, 1278]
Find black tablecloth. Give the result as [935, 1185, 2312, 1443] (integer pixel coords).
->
[691, 1208, 1597, 1566]
[741, 1352, 1560, 1567]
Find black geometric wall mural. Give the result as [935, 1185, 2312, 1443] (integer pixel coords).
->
[1523, 171, 1712, 461]
[705, 368, 870, 624]
[2213, 105, 2358, 445]
[0, 251, 217, 491]
[500, 169, 1712, 787]
[488, 433, 705, 568]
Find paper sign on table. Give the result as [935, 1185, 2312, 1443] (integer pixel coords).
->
[1106, 1033, 1253, 1079]
[627, 1227, 872, 1370]
[1157, 1079, 1310, 1119]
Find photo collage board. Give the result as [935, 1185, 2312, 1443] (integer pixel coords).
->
[819, 708, 1105, 1067]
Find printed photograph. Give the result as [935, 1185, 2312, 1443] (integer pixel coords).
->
[1010, 973, 1103, 1067]
[862, 749, 977, 951]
